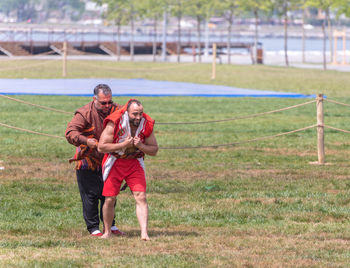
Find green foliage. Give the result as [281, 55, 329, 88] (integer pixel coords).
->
[0, 0, 37, 21]
[305, 0, 332, 10]
[239, 0, 274, 16]
[333, 0, 350, 18]
[138, 0, 165, 20]
[272, 0, 303, 17]
[93, 0, 130, 25]
[184, 0, 210, 20]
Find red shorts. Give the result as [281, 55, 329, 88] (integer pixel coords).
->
[103, 158, 146, 196]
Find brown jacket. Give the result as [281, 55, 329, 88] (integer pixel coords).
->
[65, 101, 121, 170]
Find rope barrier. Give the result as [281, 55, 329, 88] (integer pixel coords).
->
[0, 120, 317, 149]
[1, 95, 315, 124]
[159, 125, 317, 149]
[324, 125, 350, 134]
[0, 94, 72, 115]
[157, 100, 316, 125]
[325, 99, 350, 108]
[2, 94, 350, 153]
[0, 122, 65, 140]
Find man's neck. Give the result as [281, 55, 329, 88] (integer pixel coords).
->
[130, 124, 138, 137]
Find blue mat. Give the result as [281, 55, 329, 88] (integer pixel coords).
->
[0, 78, 313, 98]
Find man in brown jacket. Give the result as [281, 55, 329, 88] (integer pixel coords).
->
[65, 84, 124, 237]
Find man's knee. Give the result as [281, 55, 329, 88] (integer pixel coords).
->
[104, 196, 116, 207]
[133, 192, 147, 204]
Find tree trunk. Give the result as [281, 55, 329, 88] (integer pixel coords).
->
[253, 9, 259, 64]
[130, 11, 135, 62]
[204, 17, 209, 57]
[302, 8, 305, 63]
[177, 14, 182, 63]
[197, 16, 201, 63]
[153, 17, 157, 62]
[117, 22, 121, 61]
[326, 8, 333, 63]
[162, 9, 167, 62]
[227, 20, 232, 64]
[322, 18, 327, 70]
[284, 11, 289, 67]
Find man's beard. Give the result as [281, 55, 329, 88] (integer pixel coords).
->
[97, 106, 111, 115]
[129, 118, 140, 127]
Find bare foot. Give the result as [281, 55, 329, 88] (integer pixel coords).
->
[141, 235, 150, 241]
[101, 233, 112, 239]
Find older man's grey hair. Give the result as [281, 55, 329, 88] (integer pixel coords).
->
[93, 84, 112, 98]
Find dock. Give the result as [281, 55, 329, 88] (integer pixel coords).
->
[0, 40, 256, 57]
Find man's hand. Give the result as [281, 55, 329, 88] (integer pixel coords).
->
[133, 136, 143, 149]
[87, 138, 98, 149]
[123, 135, 134, 149]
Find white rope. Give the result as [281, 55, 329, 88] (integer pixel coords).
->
[158, 100, 316, 125]
[0, 94, 72, 115]
[324, 125, 350, 134]
[160, 125, 317, 149]
[0, 122, 65, 139]
[325, 99, 350, 108]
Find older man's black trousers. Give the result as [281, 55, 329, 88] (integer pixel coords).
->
[76, 169, 115, 233]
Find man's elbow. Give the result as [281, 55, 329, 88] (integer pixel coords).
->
[97, 143, 107, 153]
[150, 146, 159, 156]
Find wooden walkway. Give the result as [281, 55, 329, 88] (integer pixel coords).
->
[0, 41, 254, 56]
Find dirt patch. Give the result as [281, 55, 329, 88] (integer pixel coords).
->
[261, 147, 316, 157]
[0, 156, 75, 183]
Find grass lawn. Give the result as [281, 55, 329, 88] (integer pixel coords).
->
[1, 60, 350, 267]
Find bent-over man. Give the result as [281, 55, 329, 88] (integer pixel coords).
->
[65, 84, 124, 237]
[98, 99, 158, 240]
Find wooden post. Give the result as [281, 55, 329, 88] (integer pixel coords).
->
[333, 30, 347, 65]
[316, 94, 325, 164]
[62, 41, 67, 77]
[342, 32, 346, 65]
[333, 34, 338, 65]
[211, 43, 216, 80]
[192, 44, 196, 63]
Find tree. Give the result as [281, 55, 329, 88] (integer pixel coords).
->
[170, 0, 186, 63]
[0, 0, 38, 22]
[95, 0, 125, 60]
[333, 0, 350, 18]
[185, 0, 210, 63]
[138, 0, 165, 62]
[272, 0, 301, 67]
[94, 0, 139, 61]
[305, 0, 336, 70]
[239, 0, 274, 64]
[215, 0, 239, 64]
[45, 0, 85, 21]
[126, 0, 138, 61]
[99, 0, 129, 61]
[301, 1, 307, 63]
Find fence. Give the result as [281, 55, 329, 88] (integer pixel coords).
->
[0, 93, 350, 165]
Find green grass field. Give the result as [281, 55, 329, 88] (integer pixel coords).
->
[1, 60, 350, 267]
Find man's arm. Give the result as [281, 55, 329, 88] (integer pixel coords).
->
[133, 131, 158, 156]
[65, 113, 97, 148]
[98, 121, 134, 153]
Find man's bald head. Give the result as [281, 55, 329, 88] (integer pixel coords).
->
[127, 99, 143, 127]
